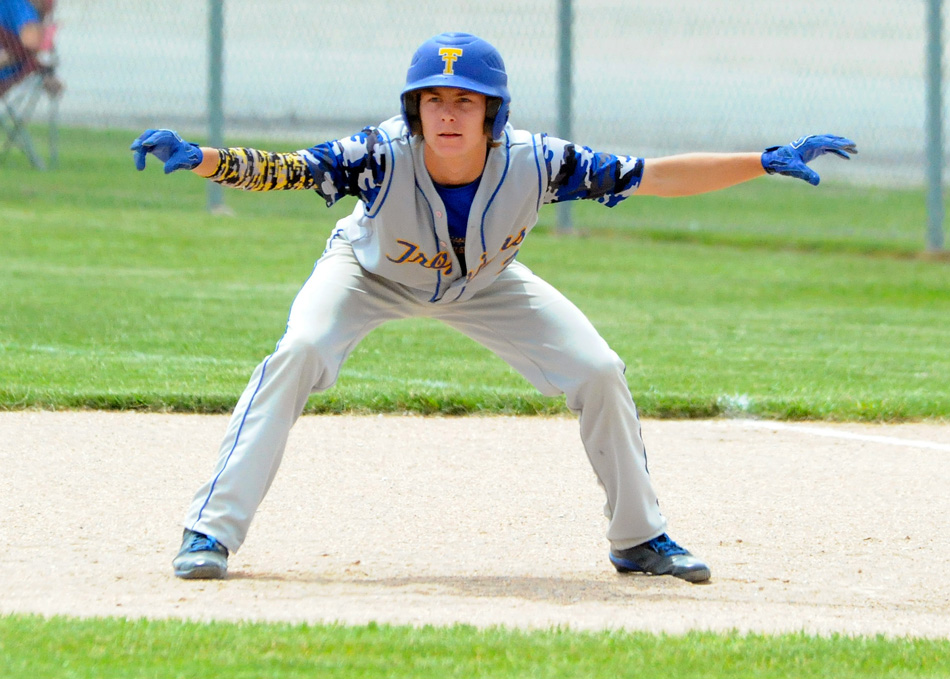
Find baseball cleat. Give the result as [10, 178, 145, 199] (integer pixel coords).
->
[609, 533, 711, 583]
[173, 528, 229, 580]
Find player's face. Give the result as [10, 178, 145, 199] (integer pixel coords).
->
[418, 87, 489, 167]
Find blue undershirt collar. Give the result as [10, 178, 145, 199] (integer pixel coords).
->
[433, 177, 481, 274]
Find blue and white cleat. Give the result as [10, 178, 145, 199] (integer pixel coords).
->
[609, 533, 711, 583]
[173, 529, 229, 580]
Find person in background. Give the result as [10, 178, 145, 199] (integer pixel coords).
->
[0, 0, 62, 95]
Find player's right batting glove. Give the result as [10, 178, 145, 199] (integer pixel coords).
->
[131, 129, 203, 174]
[761, 134, 857, 186]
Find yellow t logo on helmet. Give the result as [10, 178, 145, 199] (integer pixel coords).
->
[438, 47, 463, 75]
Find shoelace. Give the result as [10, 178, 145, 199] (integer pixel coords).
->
[647, 534, 688, 557]
[187, 532, 223, 554]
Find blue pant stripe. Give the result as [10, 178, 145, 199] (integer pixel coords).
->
[192, 339, 281, 526]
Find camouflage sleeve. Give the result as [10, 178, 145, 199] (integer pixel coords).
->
[208, 148, 314, 192]
[207, 127, 388, 207]
[299, 128, 389, 208]
[541, 135, 645, 207]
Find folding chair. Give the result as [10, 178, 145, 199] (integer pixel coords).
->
[0, 17, 60, 170]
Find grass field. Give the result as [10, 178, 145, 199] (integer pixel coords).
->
[2, 615, 949, 679]
[1, 127, 949, 677]
[2, 128, 948, 420]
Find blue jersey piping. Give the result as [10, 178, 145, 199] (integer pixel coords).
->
[532, 133, 544, 211]
[414, 178, 443, 302]
[364, 126, 395, 218]
[479, 129, 511, 253]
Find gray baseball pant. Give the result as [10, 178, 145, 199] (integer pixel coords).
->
[184, 236, 666, 553]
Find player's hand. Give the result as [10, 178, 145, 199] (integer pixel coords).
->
[761, 135, 857, 186]
[131, 129, 203, 174]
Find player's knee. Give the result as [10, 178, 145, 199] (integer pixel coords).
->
[584, 352, 627, 385]
[274, 334, 329, 369]
[271, 334, 341, 391]
[561, 350, 626, 396]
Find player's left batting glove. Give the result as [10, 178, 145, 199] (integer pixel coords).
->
[761, 134, 857, 186]
[130, 129, 203, 174]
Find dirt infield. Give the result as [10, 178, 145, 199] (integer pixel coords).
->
[2, 411, 949, 638]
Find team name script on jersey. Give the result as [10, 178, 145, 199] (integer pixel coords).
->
[386, 240, 454, 275]
[385, 228, 527, 282]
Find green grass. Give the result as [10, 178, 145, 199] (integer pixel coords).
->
[592, 180, 935, 256]
[3, 128, 950, 674]
[1, 127, 948, 420]
[0, 125, 950, 420]
[1, 614, 948, 679]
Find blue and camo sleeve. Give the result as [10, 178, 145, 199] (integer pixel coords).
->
[541, 135, 644, 207]
[207, 127, 387, 208]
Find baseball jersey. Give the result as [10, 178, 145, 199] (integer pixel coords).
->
[208, 116, 645, 303]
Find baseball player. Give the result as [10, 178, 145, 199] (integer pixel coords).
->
[132, 32, 855, 584]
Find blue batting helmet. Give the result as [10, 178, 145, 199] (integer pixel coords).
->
[401, 32, 511, 140]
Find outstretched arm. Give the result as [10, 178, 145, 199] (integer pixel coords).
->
[130, 128, 389, 205]
[638, 135, 857, 197]
[638, 152, 764, 197]
[130, 130, 310, 190]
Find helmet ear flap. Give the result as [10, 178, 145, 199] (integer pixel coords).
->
[485, 97, 504, 138]
[402, 91, 422, 136]
[486, 97, 501, 120]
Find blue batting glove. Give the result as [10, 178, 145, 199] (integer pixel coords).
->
[761, 134, 857, 186]
[130, 129, 203, 174]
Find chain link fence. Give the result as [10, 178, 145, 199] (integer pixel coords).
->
[52, 0, 945, 187]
